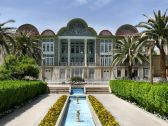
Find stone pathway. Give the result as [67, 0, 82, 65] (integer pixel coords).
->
[1, 93, 168, 126]
[0, 94, 62, 126]
[93, 94, 168, 126]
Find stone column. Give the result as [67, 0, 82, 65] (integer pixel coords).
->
[82, 68, 85, 79]
[51, 67, 56, 81]
[95, 40, 97, 65]
[68, 39, 71, 66]
[58, 39, 60, 65]
[82, 68, 87, 80]
[65, 69, 67, 81]
[84, 39, 87, 66]
[56, 68, 60, 81]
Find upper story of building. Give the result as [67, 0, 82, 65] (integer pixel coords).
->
[16, 18, 146, 67]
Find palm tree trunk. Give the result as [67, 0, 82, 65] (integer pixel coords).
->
[160, 48, 167, 81]
[128, 65, 133, 80]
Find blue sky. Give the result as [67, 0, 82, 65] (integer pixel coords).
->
[0, 0, 168, 34]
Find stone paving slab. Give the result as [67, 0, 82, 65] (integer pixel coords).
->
[0, 94, 62, 126]
[93, 94, 168, 126]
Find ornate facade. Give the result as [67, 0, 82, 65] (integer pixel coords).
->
[17, 18, 153, 83]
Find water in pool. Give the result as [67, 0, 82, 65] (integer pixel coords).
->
[71, 88, 84, 95]
[62, 96, 95, 126]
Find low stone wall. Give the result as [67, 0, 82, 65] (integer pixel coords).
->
[86, 96, 102, 126]
[55, 96, 69, 126]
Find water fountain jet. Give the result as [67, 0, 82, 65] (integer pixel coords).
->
[76, 96, 79, 104]
[76, 110, 80, 122]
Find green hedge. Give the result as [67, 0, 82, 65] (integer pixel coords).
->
[39, 95, 67, 126]
[109, 80, 168, 117]
[0, 80, 47, 114]
[88, 95, 120, 126]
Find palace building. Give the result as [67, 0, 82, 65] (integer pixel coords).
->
[16, 18, 168, 83]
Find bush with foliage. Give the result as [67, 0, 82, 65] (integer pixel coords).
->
[70, 77, 84, 82]
[88, 95, 120, 126]
[109, 80, 168, 117]
[0, 80, 47, 114]
[39, 95, 67, 126]
[0, 55, 39, 80]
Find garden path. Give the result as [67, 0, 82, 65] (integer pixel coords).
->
[0, 94, 62, 126]
[93, 94, 168, 126]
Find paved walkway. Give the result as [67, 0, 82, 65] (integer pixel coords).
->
[0, 94, 62, 126]
[93, 94, 168, 126]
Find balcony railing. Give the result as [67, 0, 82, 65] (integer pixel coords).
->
[59, 62, 96, 66]
[70, 62, 84, 66]
[59, 62, 68, 66]
[87, 63, 95, 66]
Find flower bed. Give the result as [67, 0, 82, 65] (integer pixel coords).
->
[39, 95, 67, 126]
[109, 80, 168, 117]
[88, 95, 120, 126]
[0, 80, 47, 114]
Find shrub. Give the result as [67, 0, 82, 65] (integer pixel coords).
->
[0, 80, 47, 114]
[109, 80, 168, 117]
[88, 95, 120, 126]
[70, 77, 84, 82]
[39, 95, 67, 126]
[0, 55, 39, 80]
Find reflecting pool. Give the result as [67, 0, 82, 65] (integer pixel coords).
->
[62, 96, 95, 126]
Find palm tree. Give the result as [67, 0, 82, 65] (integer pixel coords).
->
[137, 10, 168, 81]
[15, 31, 41, 62]
[112, 36, 148, 79]
[0, 19, 15, 57]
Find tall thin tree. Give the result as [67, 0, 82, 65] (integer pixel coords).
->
[137, 10, 168, 81]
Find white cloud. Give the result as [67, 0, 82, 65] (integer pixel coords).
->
[74, 0, 89, 5]
[94, 0, 113, 7]
[73, 0, 113, 7]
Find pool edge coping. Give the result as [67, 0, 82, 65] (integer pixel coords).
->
[55, 95, 70, 126]
[86, 95, 102, 126]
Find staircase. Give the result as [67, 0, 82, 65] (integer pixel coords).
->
[47, 84, 110, 94]
[85, 86, 110, 94]
[48, 85, 70, 94]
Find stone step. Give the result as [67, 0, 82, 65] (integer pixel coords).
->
[86, 88, 109, 91]
[48, 86, 70, 94]
[49, 90, 69, 92]
[49, 90, 69, 94]
[86, 90, 110, 92]
[50, 91, 69, 94]
[87, 92, 110, 94]
[49, 88, 69, 90]
[86, 87, 110, 94]
[48, 87, 69, 90]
